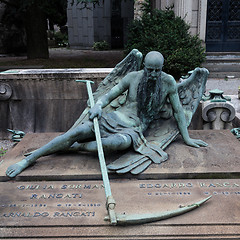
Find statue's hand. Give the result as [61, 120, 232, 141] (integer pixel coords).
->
[184, 138, 208, 148]
[89, 104, 102, 120]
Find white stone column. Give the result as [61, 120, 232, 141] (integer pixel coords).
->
[160, 0, 174, 10]
[155, 0, 161, 9]
[198, 0, 208, 41]
[174, 0, 193, 24]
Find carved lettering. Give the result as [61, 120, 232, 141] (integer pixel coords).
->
[30, 193, 82, 199]
[48, 194, 55, 199]
[30, 194, 38, 199]
[200, 182, 240, 188]
[178, 183, 185, 188]
[139, 183, 193, 189]
[223, 182, 230, 187]
[208, 183, 216, 188]
[233, 183, 240, 187]
[39, 194, 47, 199]
[186, 183, 193, 187]
[1, 212, 49, 217]
[53, 211, 95, 217]
[43, 185, 54, 190]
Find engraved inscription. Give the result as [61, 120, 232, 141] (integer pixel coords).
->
[1, 180, 240, 226]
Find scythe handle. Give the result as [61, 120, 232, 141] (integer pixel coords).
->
[77, 80, 117, 225]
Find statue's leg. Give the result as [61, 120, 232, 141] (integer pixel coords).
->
[6, 121, 94, 178]
[69, 133, 132, 152]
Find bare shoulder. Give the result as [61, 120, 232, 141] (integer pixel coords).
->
[161, 72, 177, 92]
[127, 70, 144, 79]
[123, 70, 143, 84]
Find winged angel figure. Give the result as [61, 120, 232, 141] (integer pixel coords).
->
[6, 49, 209, 178]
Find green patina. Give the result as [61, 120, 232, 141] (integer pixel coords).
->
[202, 89, 231, 102]
[5, 49, 210, 225]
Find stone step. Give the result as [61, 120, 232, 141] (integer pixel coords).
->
[202, 53, 240, 78]
[203, 62, 240, 71]
[205, 52, 240, 62]
[206, 71, 240, 78]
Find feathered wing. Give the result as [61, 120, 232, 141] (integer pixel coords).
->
[146, 67, 209, 148]
[108, 67, 209, 174]
[70, 49, 143, 130]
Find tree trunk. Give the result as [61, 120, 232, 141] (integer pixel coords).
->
[25, 2, 49, 59]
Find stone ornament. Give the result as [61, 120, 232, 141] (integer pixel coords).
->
[0, 83, 12, 100]
[202, 89, 236, 130]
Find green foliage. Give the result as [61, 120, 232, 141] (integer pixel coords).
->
[0, 0, 67, 56]
[54, 31, 68, 47]
[0, 147, 7, 158]
[93, 41, 110, 51]
[125, 0, 206, 80]
[0, 0, 67, 27]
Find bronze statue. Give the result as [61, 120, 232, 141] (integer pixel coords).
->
[6, 49, 208, 178]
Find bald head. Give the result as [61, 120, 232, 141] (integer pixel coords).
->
[144, 51, 164, 69]
[144, 51, 164, 81]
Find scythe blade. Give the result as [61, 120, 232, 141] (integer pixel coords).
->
[105, 196, 211, 225]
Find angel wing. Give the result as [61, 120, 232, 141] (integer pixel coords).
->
[146, 67, 209, 148]
[70, 49, 143, 130]
[107, 67, 209, 174]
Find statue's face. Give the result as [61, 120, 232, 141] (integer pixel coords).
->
[144, 52, 163, 81]
[144, 62, 162, 81]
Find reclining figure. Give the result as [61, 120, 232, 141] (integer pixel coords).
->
[6, 49, 209, 177]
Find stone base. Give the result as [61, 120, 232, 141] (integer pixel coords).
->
[0, 179, 240, 239]
[0, 130, 240, 181]
[0, 130, 240, 239]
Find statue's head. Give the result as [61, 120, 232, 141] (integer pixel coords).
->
[144, 51, 164, 81]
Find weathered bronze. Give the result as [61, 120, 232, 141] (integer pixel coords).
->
[5, 49, 210, 225]
[104, 196, 212, 225]
[231, 127, 240, 140]
[6, 49, 209, 178]
[78, 79, 211, 225]
[79, 79, 117, 224]
[7, 129, 25, 142]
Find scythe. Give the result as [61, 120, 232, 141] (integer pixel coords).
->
[78, 80, 211, 225]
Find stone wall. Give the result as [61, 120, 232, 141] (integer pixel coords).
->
[67, 1, 95, 49]
[0, 69, 112, 139]
[67, 0, 133, 49]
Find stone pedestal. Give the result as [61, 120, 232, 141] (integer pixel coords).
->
[0, 130, 240, 239]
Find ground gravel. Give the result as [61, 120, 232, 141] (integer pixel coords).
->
[0, 140, 16, 151]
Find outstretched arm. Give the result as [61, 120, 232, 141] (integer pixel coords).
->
[169, 83, 207, 148]
[88, 74, 131, 120]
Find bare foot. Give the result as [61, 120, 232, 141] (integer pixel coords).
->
[6, 159, 31, 178]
